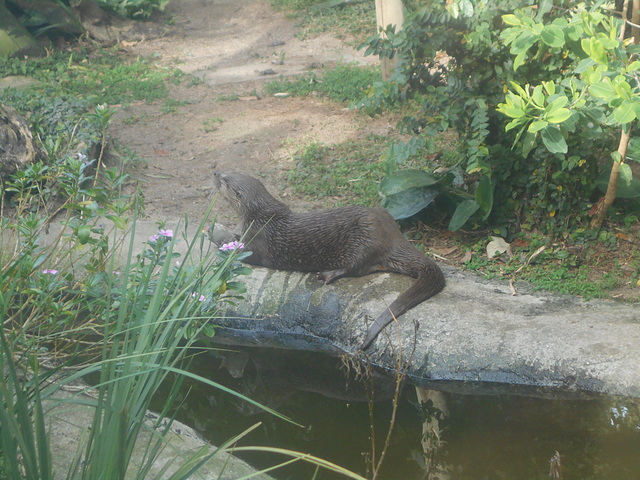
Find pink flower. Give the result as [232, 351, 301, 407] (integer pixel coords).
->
[191, 292, 205, 302]
[160, 229, 173, 238]
[219, 241, 245, 251]
[148, 234, 160, 243]
[43, 269, 58, 275]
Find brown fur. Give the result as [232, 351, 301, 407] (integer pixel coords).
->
[213, 171, 445, 349]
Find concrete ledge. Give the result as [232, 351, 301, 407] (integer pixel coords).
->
[206, 265, 640, 399]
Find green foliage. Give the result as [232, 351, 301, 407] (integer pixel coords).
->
[264, 63, 381, 103]
[270, 0, 376, 43]
[0, 48, 182, 107]
[497, 7, 640, 206]
[357, 0, 623, 234]
[287, 137, 387, 206]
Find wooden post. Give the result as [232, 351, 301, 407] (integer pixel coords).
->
[375, 0, 404, 80]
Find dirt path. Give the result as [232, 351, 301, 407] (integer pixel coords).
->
[109, 0, 387, 226]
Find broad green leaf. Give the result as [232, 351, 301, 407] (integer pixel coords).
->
[574, 57, 596, 74]
[620, 162, 633, 186]
[540, 25, 565, 48]
[546, 96, 568, 112]
[546, 108, 571, 123]
[449, 200, 480, 231]
[459, 0, 473, 17]
[502, 14, 521, 26]
[382, 187, 440, 220]
[541, 125, 568, 153]
[511, 31, 537, 54]
[611, 151, 622, 163]
[543, 81, 555, 96]
[596, 162, 640, 198]
[589, 80, 616, 101]
[532, 85, 545, 107]
[536, 0, 553, 21]
[449, 2, 459, 18]
[626, 61, 640, 73]
[513, 51, 527, 71]
[505, 118, 526, 132]
[528, 120, 548, 132]
[614, 77, 633, 101]
[475, 176, 493, 219]
[613, 101, 637, 124]
[378, 170, 439, 195]
[522, 131, 537, 157]
[584, 37, 607, 64]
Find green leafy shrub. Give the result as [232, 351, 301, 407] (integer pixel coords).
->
[357, 0, 618, 235]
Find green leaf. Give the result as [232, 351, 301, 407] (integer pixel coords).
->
[532, 85, 544, 107]
[583, 37, 607, 64]
[378, 170, 440, 195]
[459, 0, 473, 17]
[596, 162, 640, 198]
[613, 101, 637, 124]
[511, 31, 537, 54]
[449, 200, 480, 231]
[589, 80, 616, 101]
[611, 151, 622, 163]
[522, 131, 537, 157]
[382, 187, 440, 220]
[546, 96, 568, 112]
[502, 14, 521, 26]
[528, 120, 548, 132]
[620, 162, 633, 186]
[513, 51, 527, 71]
[541, 125, 568, 153]
[475, 176, 493, 219]
[77, 226, 91, 244]
[225, 281, 247, 293]
[540, 24, 565, 48]
[543, 81, 556, 96]
[233, 266, 253, 275]
[546, 108, 571, 123]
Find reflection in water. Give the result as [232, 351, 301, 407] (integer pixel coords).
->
[415, 388, 449, 480]
[154, 346, 640, 480]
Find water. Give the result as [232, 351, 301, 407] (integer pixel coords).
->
[157, 346, 640, 480]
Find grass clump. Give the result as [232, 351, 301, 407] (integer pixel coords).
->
[264, 63, 381, 104]
[271, 0, 376, 43]
[287, 136, 388, 206]
[0, 48, 182, 106]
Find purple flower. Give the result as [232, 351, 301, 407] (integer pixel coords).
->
[160, 229, 173, 238]
[191, 292, 205, 302]
[219, 241, 245, 251]
[43, 269, 58, 275]
[148, 234, 160, 243]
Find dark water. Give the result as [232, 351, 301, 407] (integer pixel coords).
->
[156, 347, 640, 480]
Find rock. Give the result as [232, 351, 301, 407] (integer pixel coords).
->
[0, 103, 39, 177]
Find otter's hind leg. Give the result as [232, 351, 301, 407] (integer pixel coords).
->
[317, 269, 347, 285]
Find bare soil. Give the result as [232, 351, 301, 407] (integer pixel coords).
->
[109, 0, 386, 226]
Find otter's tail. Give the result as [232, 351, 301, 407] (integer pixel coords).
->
[360, 255, 444, 350]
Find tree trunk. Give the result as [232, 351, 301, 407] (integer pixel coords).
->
[590, 129, 630, 230]
[590, 0, 638, 230]
[375, 0, 404, 80]
[0, 104, 38, 178]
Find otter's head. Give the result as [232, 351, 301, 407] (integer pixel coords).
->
[213, 171, 283, 220]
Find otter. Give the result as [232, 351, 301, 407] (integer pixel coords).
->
[213, 171, 445, 349]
